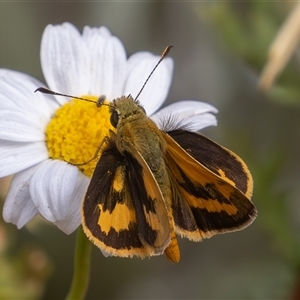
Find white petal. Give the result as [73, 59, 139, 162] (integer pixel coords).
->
[41, 22, 89, 104]
[151, 100, 218, 131]
[0, 109, 45, 142]
[54, 172, 89, 234]
[124, 52, 173, 115]
[154, 100, 218, 117]
[177, 113, 218, 131]
[30, 160, 87, 234]
[82, 26, 111, 40]
[0, 140, 48, 177]
[3, 164, 42, 228]
[83, 26, 127, 99]
[0, 69, 58, 120]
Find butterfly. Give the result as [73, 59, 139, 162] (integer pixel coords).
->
[36, 46, 257, 263]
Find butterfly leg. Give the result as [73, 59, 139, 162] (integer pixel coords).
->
[69, 135, 110, 166]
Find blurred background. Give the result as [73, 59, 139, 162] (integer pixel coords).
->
[1, 2, 300, 299]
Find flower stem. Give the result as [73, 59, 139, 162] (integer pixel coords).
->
[66, 227, 92, 300]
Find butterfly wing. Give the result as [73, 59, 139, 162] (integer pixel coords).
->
[162, 130, 257, 241]
[82, 138, 170, 258]
[169, 130, 253, 198]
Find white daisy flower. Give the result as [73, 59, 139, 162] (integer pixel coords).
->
[0, 22, 218, 235]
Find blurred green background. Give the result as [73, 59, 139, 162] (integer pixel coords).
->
[1, 2, 300, 299]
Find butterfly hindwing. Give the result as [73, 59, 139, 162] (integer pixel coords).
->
[162, 130, 257, 241]
[82, 137, 170, 258]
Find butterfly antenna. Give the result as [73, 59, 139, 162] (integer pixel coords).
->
[34, 87, 110, 107]
[134, 45, 173, 101]
[35, 87, 95, 104]
[35, 45, 173, 104]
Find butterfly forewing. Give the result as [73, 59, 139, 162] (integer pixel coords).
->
[82, 137, 170, 258]
[125, 147, 171, 252]
[168, 130, 253, 197]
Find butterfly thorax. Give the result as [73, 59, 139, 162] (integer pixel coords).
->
[112, 96, 170, 199]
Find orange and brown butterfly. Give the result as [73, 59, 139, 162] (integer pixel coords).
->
[37, 46, 257, 263]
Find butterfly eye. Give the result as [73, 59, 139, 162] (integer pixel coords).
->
[110, 111, 119, 128]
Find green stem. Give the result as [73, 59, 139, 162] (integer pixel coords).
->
[66, 227, 92, 300]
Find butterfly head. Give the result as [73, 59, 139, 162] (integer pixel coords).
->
[109, 95, 147, 128]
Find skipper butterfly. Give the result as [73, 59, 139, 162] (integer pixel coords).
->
[36, 46, 256, 263]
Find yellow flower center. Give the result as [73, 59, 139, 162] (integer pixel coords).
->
[45, 95, 113, 177]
